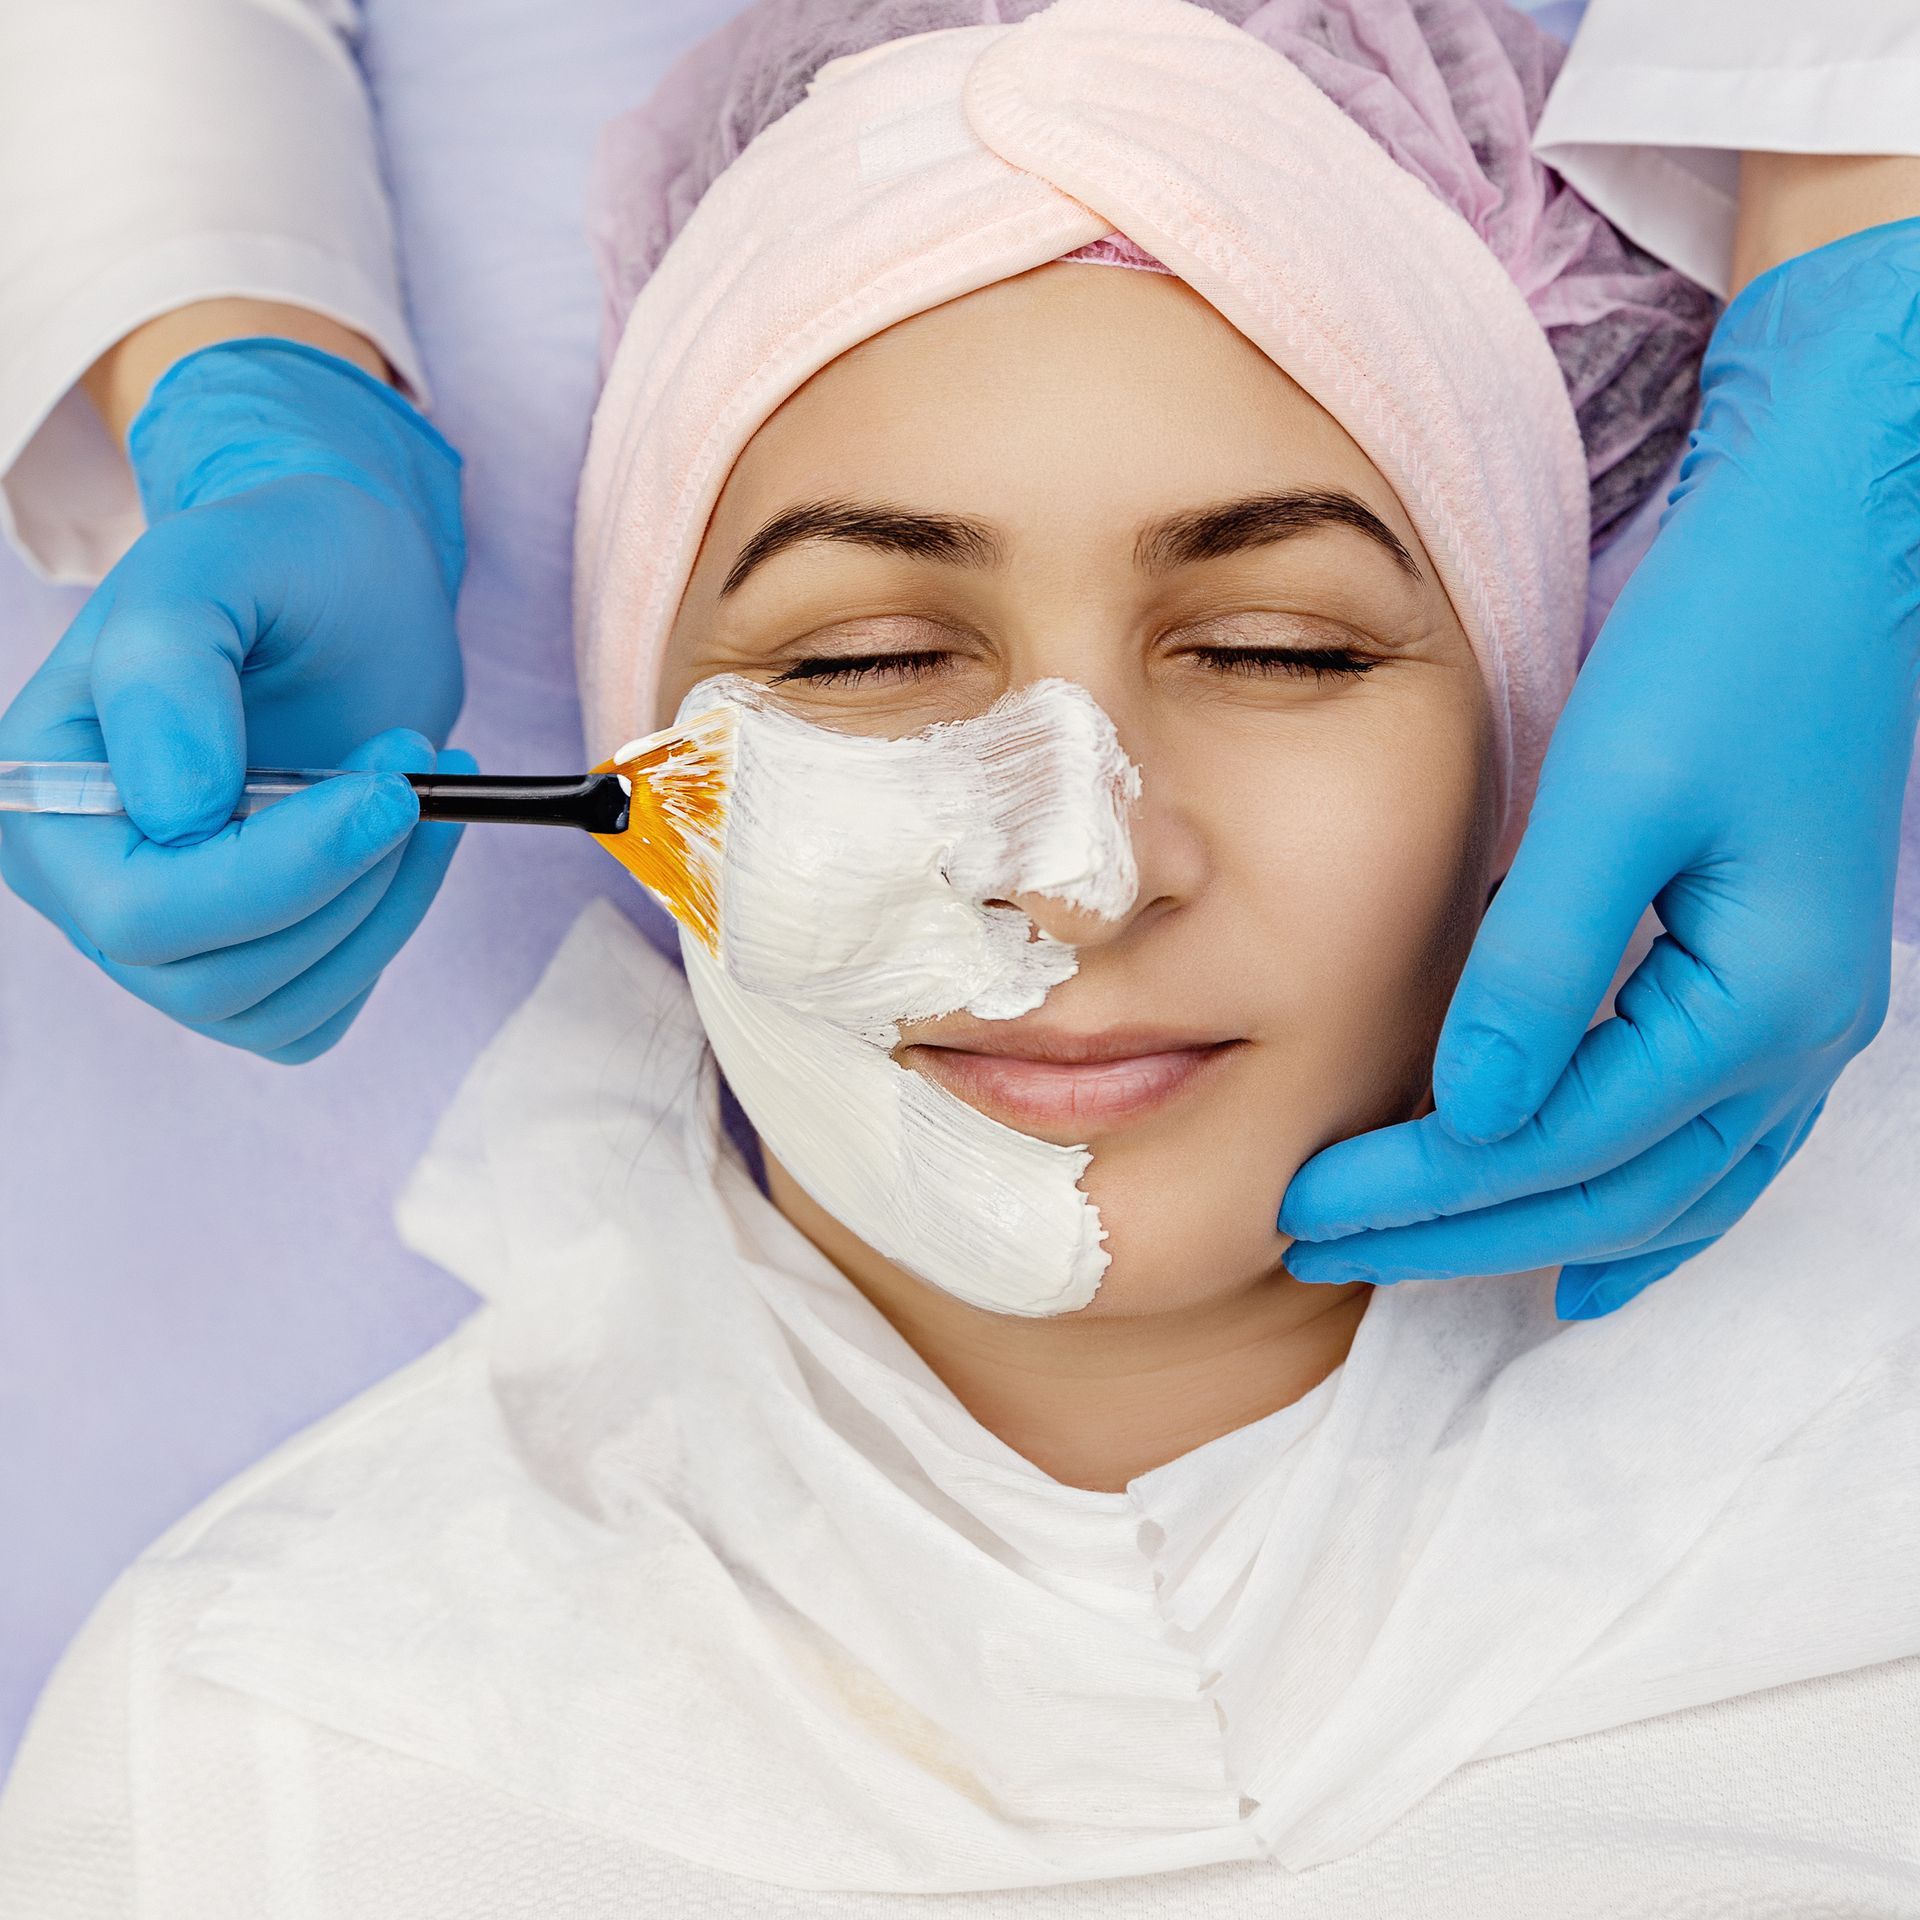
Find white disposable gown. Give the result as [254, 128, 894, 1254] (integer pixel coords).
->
[2, 899, 1919, 1912]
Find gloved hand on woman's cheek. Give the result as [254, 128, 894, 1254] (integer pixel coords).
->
[0, 339, 471, 1062]
[1281, 217, 1920, 1320]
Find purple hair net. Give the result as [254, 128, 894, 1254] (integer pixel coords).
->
[589, 0, 1718, 547]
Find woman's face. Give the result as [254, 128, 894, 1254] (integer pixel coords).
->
[657, 263, 1497, 1320]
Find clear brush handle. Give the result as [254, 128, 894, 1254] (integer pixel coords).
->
[0, 762, 354, 816]
[0, 761, 633, 832]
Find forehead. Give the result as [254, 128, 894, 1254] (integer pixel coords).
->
[702, 262, 1425, 564]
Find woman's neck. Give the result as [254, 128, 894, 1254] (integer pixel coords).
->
[764, 1156, 1372, 1492]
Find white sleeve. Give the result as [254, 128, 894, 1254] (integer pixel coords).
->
[0, 0, 427, 586]
[0, 1578, 136, 1920]
[1534, 1, 1920, 296]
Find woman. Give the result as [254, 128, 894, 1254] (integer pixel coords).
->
[3, 0, 1917, 1911]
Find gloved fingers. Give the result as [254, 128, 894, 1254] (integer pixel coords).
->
[1547, 1099, 1825, 1323]
[1276, 1114, 1474, 1242]
[89, 578, 248, 844]
[1592, 1126, 1793, 1259]
[2, 818, 398, 1042]
[91, 848, 407, 1026]
[190, 753, 469, 1057]
[63, 730, 441, 1021]
[1, 805, 389, 1055]
[0, 730, 428, 968]
[1572, 1097, 1831, 1268]
[1782, 1092, 1831, 1162]
[1554, 1237, 1721, 1322]
[0, 823, 109, 965]
[1428, 769, 1681, 1146]
[1280, 936, 1745, 1241]
[1283, 1091, 1778, 1286]
[260, 984, 379, 1066]
[195, 818, 463, 1055]
[0, 593, 112, 763]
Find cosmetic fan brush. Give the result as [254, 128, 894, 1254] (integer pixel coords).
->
[0, 705, 737, 952]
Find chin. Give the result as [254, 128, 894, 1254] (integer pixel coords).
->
[1068, 1157, 1296, 1319]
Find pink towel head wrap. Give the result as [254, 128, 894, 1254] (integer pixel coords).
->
[576, 0, 1713, 865]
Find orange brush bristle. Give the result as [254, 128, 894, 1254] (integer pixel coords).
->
[589, 706, 736, 953]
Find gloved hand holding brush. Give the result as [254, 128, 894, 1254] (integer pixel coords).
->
[0, 335, 472, 1062]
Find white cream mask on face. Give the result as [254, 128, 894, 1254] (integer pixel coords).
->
[613, 674, 1141, 1315]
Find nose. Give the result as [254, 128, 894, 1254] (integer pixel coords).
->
[998, 891, 1128, 947]
[994, 772, 1212, 951]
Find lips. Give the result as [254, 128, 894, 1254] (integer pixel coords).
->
[898, 1025, 1243, 1134]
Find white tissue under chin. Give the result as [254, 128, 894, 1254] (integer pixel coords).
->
[675, 675, 1141, 1316]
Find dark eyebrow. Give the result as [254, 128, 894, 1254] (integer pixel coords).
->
[719, 486, 1418, 599]
[1134, 488, 1420, 580]
[719, 499, 1004, 597]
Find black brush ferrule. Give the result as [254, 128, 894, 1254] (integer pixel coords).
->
[405, 771, 631, 835]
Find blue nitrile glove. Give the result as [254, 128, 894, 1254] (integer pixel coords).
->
[0, 339, 471, 1063]
[1281, 217, 1920, 1321]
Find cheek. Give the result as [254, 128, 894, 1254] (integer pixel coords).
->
[1073, 682, 1495, 1314]
[1232, 683, 1496, 1122]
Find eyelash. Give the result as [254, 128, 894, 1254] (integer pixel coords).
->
[769, 645, 1379, 687]
[771, 649, 953, 687]
[1186, 645, 1377, 682]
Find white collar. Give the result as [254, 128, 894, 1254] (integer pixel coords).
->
[168, 899, 1920, 1892]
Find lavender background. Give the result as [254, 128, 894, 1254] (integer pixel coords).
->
[0, 0, 1590, 1777]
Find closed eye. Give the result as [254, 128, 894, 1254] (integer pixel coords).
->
[768, 648, 955, 687]
[1186, 644, 1378, 681]
[764, 629, 1381, 687]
